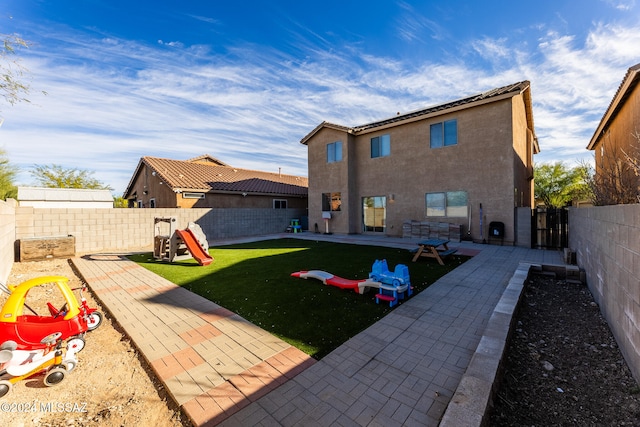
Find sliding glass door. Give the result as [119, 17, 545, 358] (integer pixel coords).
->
[362, 196, 386, 233]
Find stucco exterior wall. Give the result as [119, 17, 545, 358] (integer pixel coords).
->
[511, 92, 535, 207]
[594, 83, 640, 173]
[306, 127, 353, 234]
[128, 164, 179, 208]
[305, 96, 532, 244]
[569, 205, 640, 383]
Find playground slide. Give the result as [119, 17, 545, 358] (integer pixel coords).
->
[291, 270, 380, 294]
[175, 229, 214, 266]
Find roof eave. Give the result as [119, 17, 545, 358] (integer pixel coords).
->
[354, 90, 524, 135]
[300, 121, 353, 145]
[587, 64, 640, 150]
[123, 158, 145, 199]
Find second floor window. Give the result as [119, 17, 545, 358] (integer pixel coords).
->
[327, 141, 343, 163]
[430, 119, 458, 148]
[371, 134, 390, 158]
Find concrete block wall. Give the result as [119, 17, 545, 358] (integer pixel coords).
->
[569, 205, 640, 382]
[14, 207, 307, 256]
[0, 199, 17, 283]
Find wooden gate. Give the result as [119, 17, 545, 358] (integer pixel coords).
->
[533, 207, 569, 249]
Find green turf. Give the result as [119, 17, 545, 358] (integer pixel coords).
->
[129, 238, 467, 359]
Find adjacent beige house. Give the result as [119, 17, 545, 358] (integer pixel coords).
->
[123, 154, 308, 209]
[587, 63, 640, 205]
[301, 81, 539, 245]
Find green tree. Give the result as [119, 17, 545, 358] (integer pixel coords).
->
[113, 196, 127, 208]
[30, 164, 113, 191]
[0, 148, 18, 199]
[534, 162, 589, 208]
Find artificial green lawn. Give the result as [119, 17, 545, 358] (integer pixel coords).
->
[129, 238, 467, 359]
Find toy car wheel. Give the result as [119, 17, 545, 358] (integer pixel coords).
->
[393, 279, 401, 287]
[40, 332, 63, 345]
[0, 380, 12, 398]
[86, 312, 103, 331]
[0, 340, 17, 351]
[67, 336, 86, 353]
[44, 367, 66, 386]
[63, 359, 77, 372]
[0, 350, 12, 364]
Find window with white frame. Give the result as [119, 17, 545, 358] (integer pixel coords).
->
[430, 119, 458, 148]
[327, 141, 343, 163]
[426, 191, 468, 217]
[149, 198, 156, 208]
[182, 192, 205, 199]
[371, 134, 390, 158]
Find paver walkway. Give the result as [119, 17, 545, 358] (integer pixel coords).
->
[72, 233, 564, 426]
[72, 253, 315, 426]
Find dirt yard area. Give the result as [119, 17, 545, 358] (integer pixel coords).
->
[490, 274, 640, 426]
[0, 259, 190, 427]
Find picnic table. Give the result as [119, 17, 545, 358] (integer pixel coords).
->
[411, 238, 457, 265]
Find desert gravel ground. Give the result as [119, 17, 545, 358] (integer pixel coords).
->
[0, 258, 190, 427]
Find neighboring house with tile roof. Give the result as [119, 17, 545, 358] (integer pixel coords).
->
[123, 155, 308, 209]
[587, 63, 640, 204]
[301, 81, 539, 245]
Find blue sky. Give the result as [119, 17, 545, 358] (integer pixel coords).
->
[1, 0, 639, 195]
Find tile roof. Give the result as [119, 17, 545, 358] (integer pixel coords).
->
[125, 156, 308, 197]
[300, 81, 533, 144]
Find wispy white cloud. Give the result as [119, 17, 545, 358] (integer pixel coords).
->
[601, 0, 637, 11]
[395, 1, 448, 43]
[1, 17, 639, 193]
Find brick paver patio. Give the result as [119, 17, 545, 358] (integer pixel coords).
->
[71, 233, 564, 426]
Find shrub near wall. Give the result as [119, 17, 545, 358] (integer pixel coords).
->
[569, 205, 640, 383]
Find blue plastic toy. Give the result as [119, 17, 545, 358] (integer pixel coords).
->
[368, 259, 412, 307]
[369, 259, 410, 287]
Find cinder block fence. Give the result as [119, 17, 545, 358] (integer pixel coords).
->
[0, 200, 305, 280]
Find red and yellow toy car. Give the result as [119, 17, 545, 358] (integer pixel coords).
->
[0, 276, 102, 351]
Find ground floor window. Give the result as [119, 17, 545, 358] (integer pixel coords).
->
[363, 196, 386, 232]
[426, 191, 468, 217]
[322, 192, 342, 211]
[273, 199, 287, 209]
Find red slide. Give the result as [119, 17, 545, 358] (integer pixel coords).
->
[175, 229, 214, 266]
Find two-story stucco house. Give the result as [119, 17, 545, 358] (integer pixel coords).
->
[587, 63, 640, 205]
[301, 81, 539, 245]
